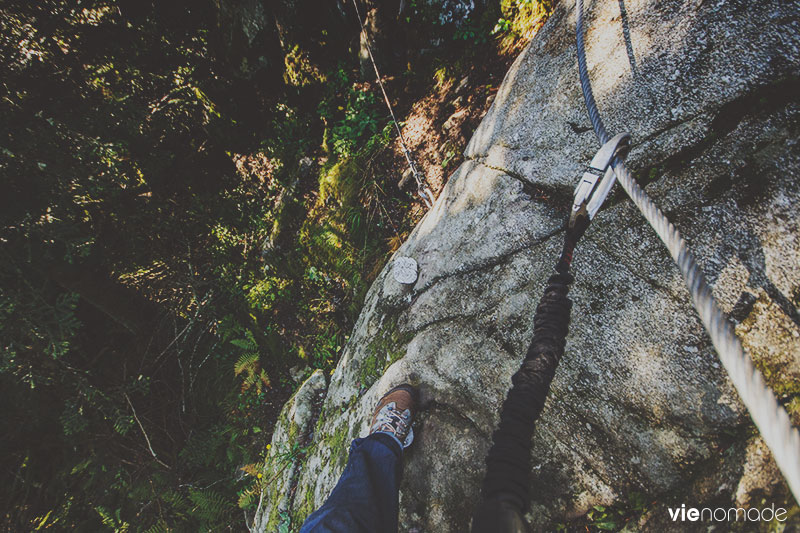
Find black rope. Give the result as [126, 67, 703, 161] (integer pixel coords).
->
[472, 271, 574, 532]
[471, 10, 598, 522]
[556, 214, 590, 274]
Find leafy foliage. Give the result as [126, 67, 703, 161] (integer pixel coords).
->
[233, 333, 271, 394]
[1, 0, 542, 529]
[493, 0, 554, 50]
[318, 68, 384, 159]
[560, 492, 650, 532]
[0, 1, 276, 529]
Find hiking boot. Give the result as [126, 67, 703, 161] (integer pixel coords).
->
[369, 384, 417, 449]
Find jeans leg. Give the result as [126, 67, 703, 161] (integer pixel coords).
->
[299, 432, 403, 533]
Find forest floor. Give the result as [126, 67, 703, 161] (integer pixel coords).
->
[373, 49, 518, 224]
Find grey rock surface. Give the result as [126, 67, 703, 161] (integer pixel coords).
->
[255, 0, 800, 530]
[251, 370, 327, 532]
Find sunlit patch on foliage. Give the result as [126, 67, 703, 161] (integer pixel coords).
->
[233, 332, 271, 394]
[245, 276, 292, 311]
[493, 0, 553, 52]
[284, 45, 325, 87]
[330, 90, 382, 158]
[318, 67, 386, 159]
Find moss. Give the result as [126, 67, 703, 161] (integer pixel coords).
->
[287, 420, 300, 446]
[265, 496, 283, 531]
[317, 158, 361, 208]
[786, 397, 800, 425]
[386, 344, 406, 367]
[347, 393, 360, 410]
[737, 295, 800, 404]
[358, 352, 382, 388]
[260, 452, 285, 530]
[313, 406, 327, 441]
[262, 410, 321, 531]
[648, 166, 662, 182]
[323, 423, 351, 469]
[747, 342, 800, 399]
[566, 491, 649, 532]
[283, 45, 323, 88]
[358, 315, 413, 389]
[277, 406, 290, 432]
[772, 379, 800, 399]
[291, 486, 317, 528]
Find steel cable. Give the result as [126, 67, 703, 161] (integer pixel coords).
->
[576, 0, 800, 502]
[350, 0, 434, 207]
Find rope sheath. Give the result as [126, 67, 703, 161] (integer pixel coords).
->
[472, 273, 574, 532]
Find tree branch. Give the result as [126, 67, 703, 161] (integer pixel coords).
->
[124, 393, 171, 469]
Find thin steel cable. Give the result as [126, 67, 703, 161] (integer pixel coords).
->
[352, 0, 406, 144]
[351, 0, 434, 207]
[576, 0, 800, 503]
[350, 0, 428, 194]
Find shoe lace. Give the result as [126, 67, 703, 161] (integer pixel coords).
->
[372, 402, 410, 437]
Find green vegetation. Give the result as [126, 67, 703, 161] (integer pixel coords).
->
[0, 0, 543, 530]
[324, 424, 352, 469]
[297, 488, 317, 525]
[493, 0, 554, 52]
[559, 492, 650, 532]
[359, 317, 411, 388]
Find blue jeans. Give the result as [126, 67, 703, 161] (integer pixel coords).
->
[300, 432, 403, 532]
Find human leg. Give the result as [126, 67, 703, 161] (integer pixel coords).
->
[299, 432, 403, 532]
[299, 385, 417, 533]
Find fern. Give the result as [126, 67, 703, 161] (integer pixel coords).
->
[230, 330, 258, 351]
[94, 506, 130, 531]
[112, 413, 134, 436]
[234, 351, 270, 393]
[160, 489, 190, 516]
[179, 429, 225, 468]
[188, 488, 233, 527]
[239, 461, 264, 477]
[234, 352, 260, 377]
[60, 400, 88, 436]
[143, 519, 170, 533]
[127, 479, 152, 502]
[259, 369, 270, 388]
[237, 487, 258, 509]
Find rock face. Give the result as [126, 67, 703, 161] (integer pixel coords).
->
[255, 0, 800, 531]
[252, 369, 327, 532]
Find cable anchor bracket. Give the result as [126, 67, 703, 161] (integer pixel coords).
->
[570, 132, 631, 228]
[405, 150, 434, 209]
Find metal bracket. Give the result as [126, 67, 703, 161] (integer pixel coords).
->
[405, 155, 434, 209]
[417, 185, 434, 209]
[571, 132, 631, 227]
